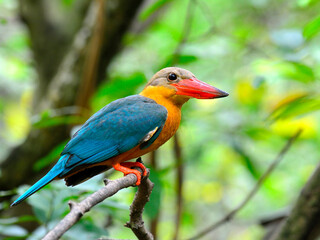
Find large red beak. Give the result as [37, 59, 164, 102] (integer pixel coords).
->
[171, 78, 229, 99]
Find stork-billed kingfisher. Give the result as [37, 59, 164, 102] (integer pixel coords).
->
[11, 67, 228, 206]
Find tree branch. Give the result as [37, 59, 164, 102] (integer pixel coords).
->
[173, 133, 184, 240]
[125, 175, 155, 240]
[169, 0, 194, 67]
[76, 0, 106, 109]
[187, 129, 302, 240]
[272, 159, 320, 240]
[43, 168, 153, 240]
[0, 0, 100, 194]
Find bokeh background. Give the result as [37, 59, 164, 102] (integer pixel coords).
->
[0, 0, 320, 239]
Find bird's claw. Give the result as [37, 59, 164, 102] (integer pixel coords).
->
[112, 161, 148, 186]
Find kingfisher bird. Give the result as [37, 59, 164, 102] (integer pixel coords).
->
[11, 67, 228, 206]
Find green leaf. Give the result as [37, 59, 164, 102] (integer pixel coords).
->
[276, 61, 315, 83]
[162, 54, 198, 68]
[296, 0, 318, 7]
[62, 0, 74, 7]
[92, 72, 146, 110]
[0, 17, 7, 25]
[17, 215, 38, 223]
[0, 225, 27, 237]
[139, 0, 172, 21]
[296, 0, 312, 7]
[254, 60, 316, 83]
[32, 108, 85, 128]
[268, 94, 320, 121]
[33, 141, 68, 171]
[178, 55, 198, 64]
[231, 139, 260, 180]
[182, 211, 195, 226]
[303, 15, 320, 40]
[99, 200, 129, 210]
[0, 216, 37, 225]
[0, 190, 16, 197]
[32, 115, 83, 128]
[254, 60, 315, 83]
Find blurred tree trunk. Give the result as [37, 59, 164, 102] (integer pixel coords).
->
[0, 0, 144, 190]
[0, 0, 90, 191]
[270, 162, 320, 240]
[19, 0, 90, 106]
[0, 0, 144, 231]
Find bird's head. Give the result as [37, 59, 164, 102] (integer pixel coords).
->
[141, 67, 228, 106]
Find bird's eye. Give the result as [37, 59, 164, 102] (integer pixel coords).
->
[168, 73, 177, 81]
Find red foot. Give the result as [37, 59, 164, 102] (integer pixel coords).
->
[112, 162, 147, 185]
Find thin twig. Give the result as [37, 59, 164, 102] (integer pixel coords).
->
[46, 0, 100, 110]
[170, 0, 195, 66]
[125, 173, 155, 240]
[169, 2, 194, 238]
[76, 0, 106, 110]
[191, 0, 271, 58]
[188, 129, 302, 240]
[42, 173, 139, 240]
[173, 133, 184, 240]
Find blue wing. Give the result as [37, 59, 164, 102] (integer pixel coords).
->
[11, 95, 167, 206]
[59, 95, 167, 173]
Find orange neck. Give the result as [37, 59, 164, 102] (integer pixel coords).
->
[139, 86, 186, 151]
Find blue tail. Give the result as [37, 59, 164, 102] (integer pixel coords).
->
[11, 155, 69, 207]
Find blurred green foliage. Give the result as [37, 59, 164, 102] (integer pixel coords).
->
[1, 0, 320, 239]
[303, 15, 320, 39]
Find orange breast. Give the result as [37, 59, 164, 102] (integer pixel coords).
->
[126, 86, 182, 159]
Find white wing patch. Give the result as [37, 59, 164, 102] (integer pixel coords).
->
[142, 127, 159, 143]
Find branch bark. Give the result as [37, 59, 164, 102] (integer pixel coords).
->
[43, 170, 153, 240]
[125, 176, 155, 240]
[272, 160, 320, 240]
[173, 133, 184, 240]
